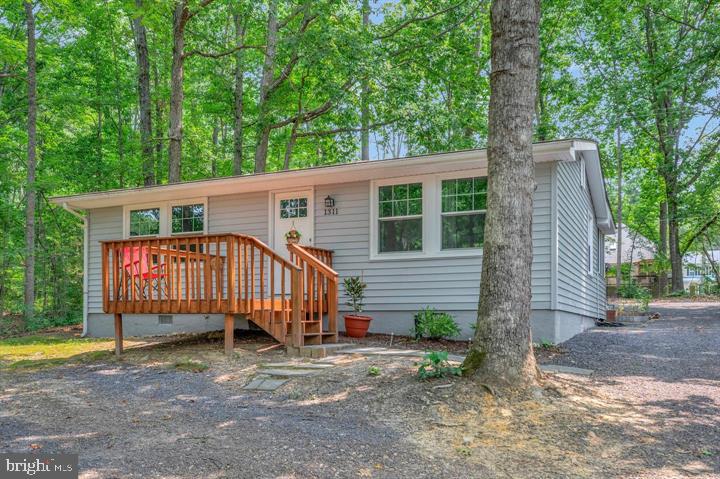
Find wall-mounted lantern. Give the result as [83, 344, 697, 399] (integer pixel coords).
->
[324, 195, 338, 215]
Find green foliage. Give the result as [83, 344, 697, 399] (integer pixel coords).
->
[618, 282, 651, 311]
[535, 339, 555, 350]
[416, 351, 462, 380]
[367, 365, 381, 376]
[343, 276, 366, 314]
[2, 0, 720, 329]
[412, 307, 460, 340]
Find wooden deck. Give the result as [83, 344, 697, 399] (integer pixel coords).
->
[100, 233, 338, 355]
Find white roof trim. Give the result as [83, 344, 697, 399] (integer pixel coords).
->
[51, 139, 613, 231]
[575, 142, 616, 235]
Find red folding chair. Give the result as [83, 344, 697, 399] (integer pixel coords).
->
[121, 246, 168, 300]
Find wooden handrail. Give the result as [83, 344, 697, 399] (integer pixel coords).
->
[101, 233, 332, 349]
[287, 243, 339, 345]
[301, 245, 334, 267]
[287, 244, 338, 279]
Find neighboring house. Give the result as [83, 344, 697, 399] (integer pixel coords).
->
[683, 251, 720, 289]
[604, 224, 655, 266]
[52, 138, 615, 347]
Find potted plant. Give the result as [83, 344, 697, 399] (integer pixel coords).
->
[285, 227, 301, 244]
[343, 276, 372, 338]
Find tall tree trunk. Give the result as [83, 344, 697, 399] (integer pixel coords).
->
[168, 0, 189, 183]
[132, 0, 154, 186]
[360, 0, 370, 161]
[462, 0, 540, 387]
[211, 121, 219, 177]
[615, 123, 622, 291]
[24, 0, 37, 323]
[658, 200, 668, 294]
[233, 12, 246, 176]
[153, 62, 163, 183]
[667, 196, 684, 292]
[284, 118, 300, 170]
[254, 0, 279, 173]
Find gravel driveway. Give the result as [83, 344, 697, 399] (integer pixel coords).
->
[2, 302, 719, 478]
[541, 302, 720, 476]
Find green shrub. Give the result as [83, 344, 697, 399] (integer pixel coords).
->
[343, 276, 367, 313]
[416, 351, 462, 380]
[367, 366, 381, 376]
[618, 282, 651, 311]
[412, 307, 461, 339]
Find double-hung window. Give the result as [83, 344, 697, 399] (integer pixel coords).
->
[129, 208, 161, 237]
[378, 183, 423, 253]
[171, 203, 205, 234]
[124, 198, 207, 238]
[441, 177, 487, 249]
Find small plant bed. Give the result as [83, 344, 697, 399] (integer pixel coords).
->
[339, 332, 471, 355]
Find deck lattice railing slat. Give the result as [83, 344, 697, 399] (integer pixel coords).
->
[101, 234, 337, 348]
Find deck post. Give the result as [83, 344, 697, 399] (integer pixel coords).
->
[224, 313, 234, 356]
[114, 313, 123, 357]
[291, 268, 302, 348]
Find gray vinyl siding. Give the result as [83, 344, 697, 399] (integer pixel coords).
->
[555, 159, 606, 319]
[313, 163, 553, 334]
[83, 160, 599, 339]
[87, 206, 123, 314]
[208, 191, 268, 241]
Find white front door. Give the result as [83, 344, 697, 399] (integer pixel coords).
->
[273, 189, 314, 260]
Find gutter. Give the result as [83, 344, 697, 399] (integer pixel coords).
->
[62, 202, 89, 337]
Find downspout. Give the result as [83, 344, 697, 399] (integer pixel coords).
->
[62, 202, 89, 337]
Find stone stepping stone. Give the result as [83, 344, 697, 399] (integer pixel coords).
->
[337, 347, 466, 363]
[338, 347, 424, 357]
[540, 364, 593, 376]
[242, 377, 289, 391]
[259, 368, 320, 377]
[261, 362, 334, 370]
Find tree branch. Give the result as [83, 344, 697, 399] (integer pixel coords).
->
[681, 210, 720, 255]
[186, 0, 217, 21]
[269, 79, 356, 130]
[184, 44, 265, 59]
[375, 0, 469, 40]
[294, 118, 400, 138]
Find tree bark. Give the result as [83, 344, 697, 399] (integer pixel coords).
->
[168, 0, 189, 183]
[615, 123, 622, 291]
[360, 0, 370, 161]
[233, 12, 246, 176]
[132, 0, 154, 186]
[462, 0, 540, 388]
[667, 196, 684, 292]
[153, 62, 163, 183]
[254, 0, 279, 173]
[211, 121, 219, 177]
[657, 200, 667, 294]
[24, 0, 37, 323]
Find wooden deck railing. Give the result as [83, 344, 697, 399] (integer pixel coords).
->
[287, 244, 339, 345]
[100, 234, 339, 354]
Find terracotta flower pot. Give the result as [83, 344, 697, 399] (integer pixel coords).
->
[286, 237, 300, 245]
[606, 309, 617, 322]
[344, 314, 372, 338]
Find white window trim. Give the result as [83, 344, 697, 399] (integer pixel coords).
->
[168, 197, 208, 236]
[580, 157, 586, 189]
[123, 197, 208, 239]
[369, 169, 487, 261]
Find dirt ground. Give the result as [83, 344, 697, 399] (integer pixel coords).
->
[1, 303, 718, 478]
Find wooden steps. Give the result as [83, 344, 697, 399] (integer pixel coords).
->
[249, 299, 338, 346]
